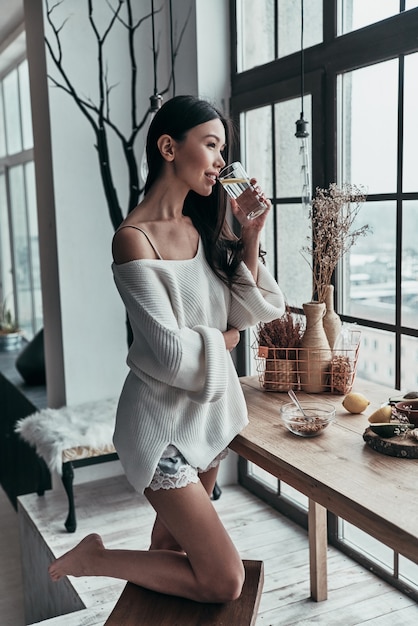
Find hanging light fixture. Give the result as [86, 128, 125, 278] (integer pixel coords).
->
[295, 0, 311, 209]
[140, 0, 163, 183]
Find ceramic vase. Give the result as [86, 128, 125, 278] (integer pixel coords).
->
[299, 302, 332, 392]
[322, 284, 342, 350]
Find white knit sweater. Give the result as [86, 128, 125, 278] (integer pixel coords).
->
[112, 239, 285, 493]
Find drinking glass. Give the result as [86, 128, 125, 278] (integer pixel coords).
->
[218, 161, 269, 220]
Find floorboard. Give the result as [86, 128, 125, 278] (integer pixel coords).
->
[1, 477, 417, 625]
[0, 486, 25, 625]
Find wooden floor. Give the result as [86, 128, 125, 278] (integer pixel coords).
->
[0, 486, 26, 625]
[1, 477, 418, 625]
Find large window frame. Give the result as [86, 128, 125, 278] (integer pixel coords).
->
[0, 54, 41, 339]
[231, 0, 418, 601]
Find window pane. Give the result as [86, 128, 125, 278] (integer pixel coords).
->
[280, 482, 308, 510]
[402, 201, 418, 329]
[403, 53, 418, 192]
[339, 519, 394, 572]
[25, 162, 42, 332]
[0, 84, 6, 158]
[401, 335, 418, 390]
[278, 0, 322, 58]
[338, 0, 399, 35]
[3, 68, 22, 155]
[237, 0, 323, 72]
[240, 106, 273, 197]
[9, 165, 31, 334]
[345, 200, 396, 324]
[356, 325, 395, 388]
[275, 96, 312, 200]
[405, 0, 418, 8]
[18, 60, 33, 151]
[276, 204, 312, 307]
[0, 172, 13, 302]
[399, 555, 418, 593]
[237, 0, 275, 72]
[261, 203, 275, 275]
[248, 463, 278, 492]
[339, 61, 398, 194]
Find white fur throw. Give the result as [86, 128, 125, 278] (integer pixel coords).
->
[15, 397, 118, 473]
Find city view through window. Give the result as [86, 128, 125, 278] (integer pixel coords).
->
[340, 54, 418, 390]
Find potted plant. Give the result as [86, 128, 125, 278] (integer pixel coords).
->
[256, 306, 303, 391]
[0, 300, 22, 352]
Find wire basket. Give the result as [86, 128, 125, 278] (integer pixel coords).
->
[253, 332, 360, 395]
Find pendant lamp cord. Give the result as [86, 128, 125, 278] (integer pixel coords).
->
[169, 0, 176, 96]
[151, 0, 158, 96]
[300, 0, 305, 118]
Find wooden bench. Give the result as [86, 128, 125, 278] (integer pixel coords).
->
[15, 397, 119, 532]
[104, 560, 263, 626]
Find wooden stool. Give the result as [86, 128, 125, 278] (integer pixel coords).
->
[105, 560, 264, 626]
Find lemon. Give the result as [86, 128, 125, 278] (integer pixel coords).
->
[368, 405, 392, 424]
[342, 392, 370, 414]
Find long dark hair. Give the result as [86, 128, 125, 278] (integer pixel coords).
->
[144, 95, 243, 284]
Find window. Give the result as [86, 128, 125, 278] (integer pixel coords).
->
[232, 0, 418, 391]
[338, 0, 418, 35]
[338, 52, 418, 387]
[232, 0, 418, 601]
[0, 59, 41, 338]
[236, 0, 323, 72]
[239, 99, 312, 306]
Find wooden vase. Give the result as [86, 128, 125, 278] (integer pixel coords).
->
[299, 302, 332, 393]
[322, 284, 342, 350]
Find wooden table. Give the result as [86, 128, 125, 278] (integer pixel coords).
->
[230, 376, 418, 602]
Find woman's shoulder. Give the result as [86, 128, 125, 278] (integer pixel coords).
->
[112, 222, 163, 264]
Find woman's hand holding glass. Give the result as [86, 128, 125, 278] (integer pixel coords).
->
[229, 178, 271, 231]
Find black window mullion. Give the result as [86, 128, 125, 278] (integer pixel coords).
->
[271, 103, 279, 279]
[395, 55, 405, 389]
[274, 0, 279, 60]
[323, 0, 337, 43]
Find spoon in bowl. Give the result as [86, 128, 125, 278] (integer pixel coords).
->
[288, 389, 308, 417]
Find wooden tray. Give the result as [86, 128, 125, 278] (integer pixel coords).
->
[363, 427, 418, 459]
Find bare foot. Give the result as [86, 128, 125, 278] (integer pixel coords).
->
[48, 533, 105, 581]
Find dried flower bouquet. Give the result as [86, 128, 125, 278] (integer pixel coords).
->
[257, 306, 303, 360]
[301, 183, 370, 303]
[256, 307, 304, 391]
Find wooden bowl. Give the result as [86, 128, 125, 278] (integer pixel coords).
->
[395, 400, 418, 426]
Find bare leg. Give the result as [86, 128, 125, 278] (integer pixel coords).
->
[48, 476, 244, 603]
[149, 465, 219, 552]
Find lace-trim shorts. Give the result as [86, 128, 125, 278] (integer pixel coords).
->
[148, 444, 228, 491]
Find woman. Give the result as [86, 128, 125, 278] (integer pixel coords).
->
[49, 95, 285, 603]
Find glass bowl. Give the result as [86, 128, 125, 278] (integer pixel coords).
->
[280, 401, 336, 437]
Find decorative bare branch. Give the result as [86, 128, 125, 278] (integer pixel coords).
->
[44, 0, 190, 230]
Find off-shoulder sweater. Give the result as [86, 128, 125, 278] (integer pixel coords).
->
[112, 238, 285, 493]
